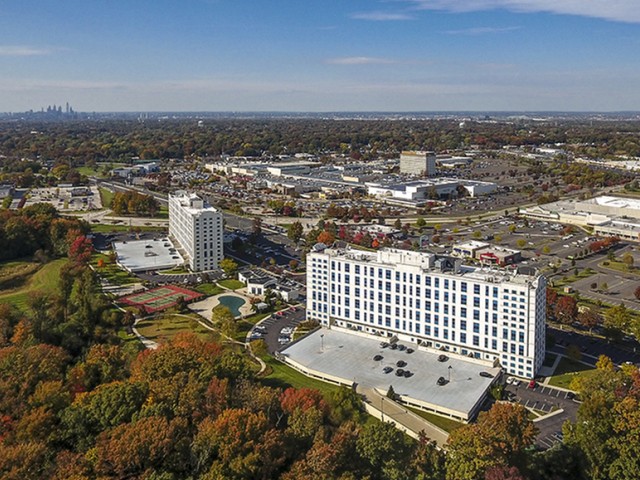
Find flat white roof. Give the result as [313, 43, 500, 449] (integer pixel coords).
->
[113, 238, 184, 272]
[592, 195, 640, 211]
[282, 328, 499, 419]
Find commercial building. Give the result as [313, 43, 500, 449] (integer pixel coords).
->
[307, 246, 546, 378]
[400, 151, 437, 176]
[366, 178, 497, 204]
[520, 195, 640, 242]
[168, 191, 223, 272]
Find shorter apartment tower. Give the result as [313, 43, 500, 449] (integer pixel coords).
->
[307, 246, 546, 378]
[168, 191, 223, 272]
[400, 151, 437, 176]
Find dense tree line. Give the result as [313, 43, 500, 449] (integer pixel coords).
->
[110, 191, 160, 216]
[2, 118, 640, 166]
[0, 203, 88, 261]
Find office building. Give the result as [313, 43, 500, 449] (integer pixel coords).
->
[400, 151, 437, 176]
[168, 190, 223, 271]
[307, 246, 546, 378]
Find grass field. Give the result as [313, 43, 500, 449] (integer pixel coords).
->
[91, 253, 139, 286]
[194, 283, 225, 296]
[99, 187, 114, 209]
[136, 314, 217, 344]
[547, 357, 596, 389]
[0, 259, 41, 291]
[259, 354, 341, 398]
[406, 406, 464, 433]
[599, 260, 639, 276]
[219, 279, 245, 290]
[0, 258, 67, 311]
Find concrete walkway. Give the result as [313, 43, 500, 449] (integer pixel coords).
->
[357, 385, 450, 448]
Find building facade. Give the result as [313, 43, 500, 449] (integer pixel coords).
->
[168, 191, 223, 271]
[400, 151, 437, 176]
[307, 247, 546, 378]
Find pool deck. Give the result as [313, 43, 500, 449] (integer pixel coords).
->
[188, 291, 253, 320]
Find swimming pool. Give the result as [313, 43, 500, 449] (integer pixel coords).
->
[217, 295, 246, 317]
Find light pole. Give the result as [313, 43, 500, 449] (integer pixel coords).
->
[381, 396, 384, 422]
[448, 365, 452, 383]
[320, 334, 324, 352]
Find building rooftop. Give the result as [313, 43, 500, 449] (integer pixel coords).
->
[113, 238, 183, 272]
[282, 328, 499, 420]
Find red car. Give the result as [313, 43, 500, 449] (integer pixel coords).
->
[528, 380, 536, 389]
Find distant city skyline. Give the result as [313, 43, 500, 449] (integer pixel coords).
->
[1, 0, 640, 112]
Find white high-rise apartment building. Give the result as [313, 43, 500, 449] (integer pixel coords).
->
[307, 247, 546, 378]
[168, 191, 223, 272]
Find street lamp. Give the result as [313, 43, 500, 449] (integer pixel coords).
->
[320, 334, 324, 352]
[381, 396, 385, 422]
[448, 365, 452, 383]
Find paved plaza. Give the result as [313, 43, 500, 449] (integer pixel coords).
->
[282, 328, 501, 420]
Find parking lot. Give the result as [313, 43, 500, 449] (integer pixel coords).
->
[504, 381, 579, 449]
[251, 307, 306, 353]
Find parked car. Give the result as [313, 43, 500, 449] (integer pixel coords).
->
[397, 344, 407, 351]
[395, 368, 405, 376]
[438, 354, 448, 362]
[527, 380, 536, 389]
[383, 366, 394, 374]
[380, 342, 389, 348]
[479, 371, 494, 378]
[406, 348, 414, 354]
[506, 377, 515, 385]
[403, 370, 412, 378]
[373, 354, 384, 361]
[437, 376, 447, 386]
[396, 360, 407, 368]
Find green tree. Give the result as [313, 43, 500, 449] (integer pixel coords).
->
[219, 257, 239, 278]
[212, 305, 236, 338]
[287, 221, 304, 243]
[621, 252, 634, 270]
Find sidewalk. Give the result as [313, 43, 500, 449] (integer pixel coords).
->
[357, 385, 450, 448]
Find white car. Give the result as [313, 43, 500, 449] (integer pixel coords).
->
[506, 377, 515, 385]
[512, 378, 521, 386]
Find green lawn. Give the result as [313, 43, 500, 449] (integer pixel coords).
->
[259, 355, 341, 398]
[91, 253, 139, 285]
[547, 356, 596, 390]
[599, 260, 639, 276]
[232, 313, 270, 342]
[218, 279, 245, 290]
[194, 283, 225, 296]
[406, 406, 464, 433]
[551, 269, 596, 289]
[136, 314, 218, 345]
[0, 258, 67, 311]
[99, 187, 114, 209]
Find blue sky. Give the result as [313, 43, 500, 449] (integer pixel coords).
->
[1, 0, 640, 111]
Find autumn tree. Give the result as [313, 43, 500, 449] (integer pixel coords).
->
[554, 296, 578, 325]
[446, 403, 536, 480]
[193, 408, 286, 479]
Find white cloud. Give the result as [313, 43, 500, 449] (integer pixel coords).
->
[0, 45, 54, 56]
[351, 11, 414, 21]
[326, 56, 398, 65]
[406, 0, 640, 24]
[444, 26, 521, 35]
